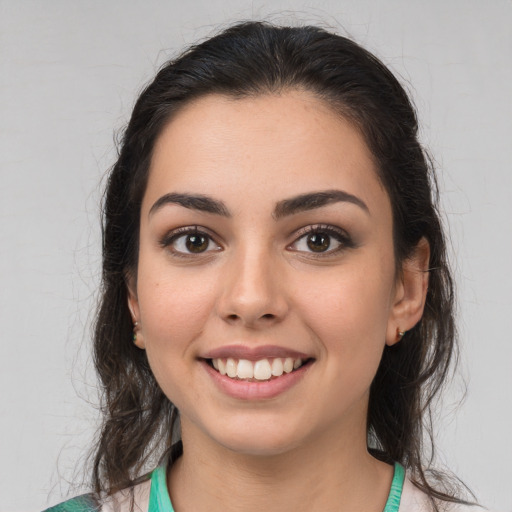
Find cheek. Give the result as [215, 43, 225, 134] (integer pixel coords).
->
[295, 272, 393, 411]
[136, 256, 217, 356]
[135, 266, 218, 406]
[292, 255, 395, 363]
[297, 271, 392, 333]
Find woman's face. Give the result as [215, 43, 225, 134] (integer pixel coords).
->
[129, 91, 417, 455]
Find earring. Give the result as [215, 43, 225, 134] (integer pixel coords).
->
[132, 321, 139, 344]
[396, 328, 406, 342]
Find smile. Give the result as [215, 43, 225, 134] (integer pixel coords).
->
[209, 357, 305, 381]
[201, 345, 314, 399]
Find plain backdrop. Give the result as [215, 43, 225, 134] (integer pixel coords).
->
[1, 1, 511, 511]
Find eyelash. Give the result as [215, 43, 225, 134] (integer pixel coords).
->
[159, 226, 221, 258]
[288, 224, 355, 257]
[159, 224, 354, 258]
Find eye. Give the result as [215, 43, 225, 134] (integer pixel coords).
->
[161, 227, 221, 256]
[289, 225, 353, 255]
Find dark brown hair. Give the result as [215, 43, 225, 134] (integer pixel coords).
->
[92, 21, 467, 507]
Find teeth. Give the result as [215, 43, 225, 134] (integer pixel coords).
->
[226, 358, 237, 378]
[253, 359, 272, 380]
[283, 357, 294, 373]
[237, 359, 254, 379]
[271, 358, 283, 377]
[211, 357, 305, 381]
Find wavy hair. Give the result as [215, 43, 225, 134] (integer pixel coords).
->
[92, 21, 467, 507]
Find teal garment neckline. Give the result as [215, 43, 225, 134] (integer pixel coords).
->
[384, 462, 405, 512]
[148, 462, 174, 512]
[148, 460, 405, 512]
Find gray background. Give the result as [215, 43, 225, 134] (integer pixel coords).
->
[1, 1, 511, 510]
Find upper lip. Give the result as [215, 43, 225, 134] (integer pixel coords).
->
[202, 344, 311, 361]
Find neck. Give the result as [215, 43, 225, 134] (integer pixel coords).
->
[168, 418, 394, 512]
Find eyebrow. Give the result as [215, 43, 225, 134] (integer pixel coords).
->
[149, 189, 369, 219]
[149, 193, 231, 217]
[273, 189, 369, 219]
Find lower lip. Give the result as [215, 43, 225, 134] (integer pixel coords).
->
[202, 360, 312, 400]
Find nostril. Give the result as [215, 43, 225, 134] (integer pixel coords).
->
[261, 313, 275, 320]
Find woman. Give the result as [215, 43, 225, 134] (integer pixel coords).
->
[46, 21, 479, 512]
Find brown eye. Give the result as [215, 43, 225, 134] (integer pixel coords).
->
[164, 228, 221, 256]
[289, 225, 353, 256]
[306, 233, 331, 252]
[185, 234, 209, 253]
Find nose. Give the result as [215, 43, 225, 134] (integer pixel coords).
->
[216, 245, 289, 329]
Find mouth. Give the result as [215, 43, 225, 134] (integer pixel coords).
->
[205, 357, 313, 382]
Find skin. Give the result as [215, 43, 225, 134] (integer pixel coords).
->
[128, 91, 429, 512]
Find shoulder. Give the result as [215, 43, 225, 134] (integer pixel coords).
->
[43, 480, 151, 512]
[399, 477, 485, 512]
[42, 494, 99, 512]
[101, 479, 151, 512]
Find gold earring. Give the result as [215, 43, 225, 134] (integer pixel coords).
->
[132, 321, 139, 344]
[396, 328, 406, 341]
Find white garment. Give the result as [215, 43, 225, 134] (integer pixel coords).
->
[102, 480, 150, 512]
[399, 477, 482, 512]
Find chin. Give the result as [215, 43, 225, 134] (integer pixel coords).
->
[219, 436, 301, 457]
[206, 418, 308, 457]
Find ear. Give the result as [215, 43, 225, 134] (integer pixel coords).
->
[126, 275, 145, 349]
[386, 237, 430, 346]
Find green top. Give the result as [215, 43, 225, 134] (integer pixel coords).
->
[148, 461, 174, 512]
[42, 493, 99, 512]
[44, 461, 405, 512]
[384, 463, 406, 512]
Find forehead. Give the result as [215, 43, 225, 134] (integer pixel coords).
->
[143, 91, 389, 218]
